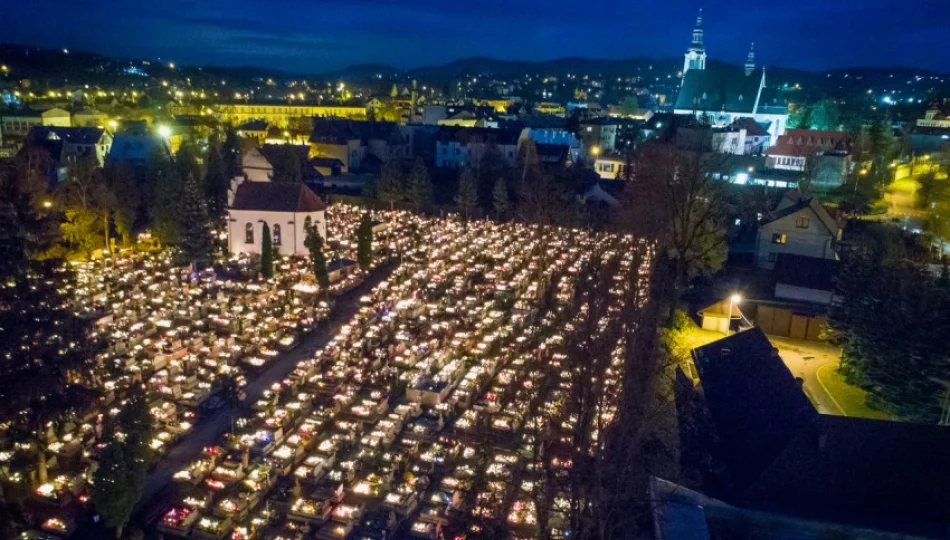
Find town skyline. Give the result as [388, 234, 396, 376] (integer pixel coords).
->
[1, 0, 948, 74]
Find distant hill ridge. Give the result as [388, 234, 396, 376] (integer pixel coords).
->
[1, 42, 946, 93]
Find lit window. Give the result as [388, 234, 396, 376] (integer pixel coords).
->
[796, 217, 810, 228]
[273, 224, 281, 245]
[772, 233, 787, 245]
[245, 223, 254, 244]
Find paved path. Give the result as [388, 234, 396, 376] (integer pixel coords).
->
[771, 337, 844, 416]
[133, 263, 396, 521]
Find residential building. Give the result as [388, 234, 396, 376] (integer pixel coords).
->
[755, 190, 842, 269]
[435, 126, 521, 168]
[236, 119, 270, 145]
[107, 130, 169, 168]
[917, 105, 950, 129]
[71, 108, 109, 128]
[520, 126, 582, 162]
[210, 102, 367, 128]
[227, 180, 327, 258]
[41, 107, 72, 127]
[308, 119, 407, 173]
[535, 143, 573, 167]
[714, 117, 771, 154]
[766, 129, 852, 188]
[579, 118, 618, 152]
[593, 154, 630, 180]
[660, 328, 950, 539]
[534, 102, 566, 116]
[0, 106, 71, 143]
[25, 125, 113, 170]
[773, 254, 838, 305]
[909, 125, 950, 153]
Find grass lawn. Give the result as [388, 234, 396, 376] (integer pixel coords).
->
[816, 364, 890, 420]
[667, 319, 726, 379]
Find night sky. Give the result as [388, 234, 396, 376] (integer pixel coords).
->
[1, 0, 947, 74]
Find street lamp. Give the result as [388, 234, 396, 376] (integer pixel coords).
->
[728, 294, 742, 332]
[42, 200, 52, 209]
[591, 146, 601, 157]
[157, 125, 172, 138]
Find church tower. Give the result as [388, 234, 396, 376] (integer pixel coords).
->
[683, 9, 707, 75]
[745, 43, 756, 76]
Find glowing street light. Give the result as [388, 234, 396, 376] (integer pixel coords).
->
[728, 294, 742, 332]
[157, 125, 172, 138]
[591, 146, 601, 157]
[42, 200, 53, 209]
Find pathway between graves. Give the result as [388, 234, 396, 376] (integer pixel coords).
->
[134, 262, 397, 520]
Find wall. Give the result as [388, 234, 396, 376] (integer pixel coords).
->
[755, 208, 836, 269]
[311, 140, 362, 173]
[774, 283, 834, 305]
[756, 305, 825, 341]
[228, 209, 326, 257]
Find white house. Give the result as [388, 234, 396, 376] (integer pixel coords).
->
[755, 191, 842, 269]
[227, 180, 327, 257]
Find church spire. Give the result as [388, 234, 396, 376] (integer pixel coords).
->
[683, 9, 707, 75]
[692, 9, 705, 50]
[745, 42, 756, 76]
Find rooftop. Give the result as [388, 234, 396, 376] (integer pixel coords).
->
[229, 181, 326, 213]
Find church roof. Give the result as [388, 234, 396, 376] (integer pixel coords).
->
[230, 181, 326, 213]
[675, 65, 763, 114]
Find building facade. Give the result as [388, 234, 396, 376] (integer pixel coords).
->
[755, 192, 842, 269]
[227, 181, 327, 258]
[209, 103, 367, 128]
[435, 126, 520, 168]
[674, 14, 788, 141]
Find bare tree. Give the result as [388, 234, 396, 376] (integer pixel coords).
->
[617, 143, 728, 323]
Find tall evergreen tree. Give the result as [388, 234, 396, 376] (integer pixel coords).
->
[0, 158, 96, 487]
[147, 148, 184, 244]
[91, 441, 135, 539]
[104, 161, 140, 247]
[260, 222, 274, 278]
[304, 221, 330, 295]
[178, 173, 213, 268]
[357, 213, 373, 270]
[827, 259, 950, 422]
[221, 125, 243, 179]
[455, 168, 479, 220]
[204, 142, 230, 220]
[376, 159, 405, 210]
[492, 177, 510, 220]
[406, 159, 432, 212]
[270, 146, 302, 184]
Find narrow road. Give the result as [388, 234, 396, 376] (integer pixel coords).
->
[772, 337, 844, 416]
[133, 263, 396, 520]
